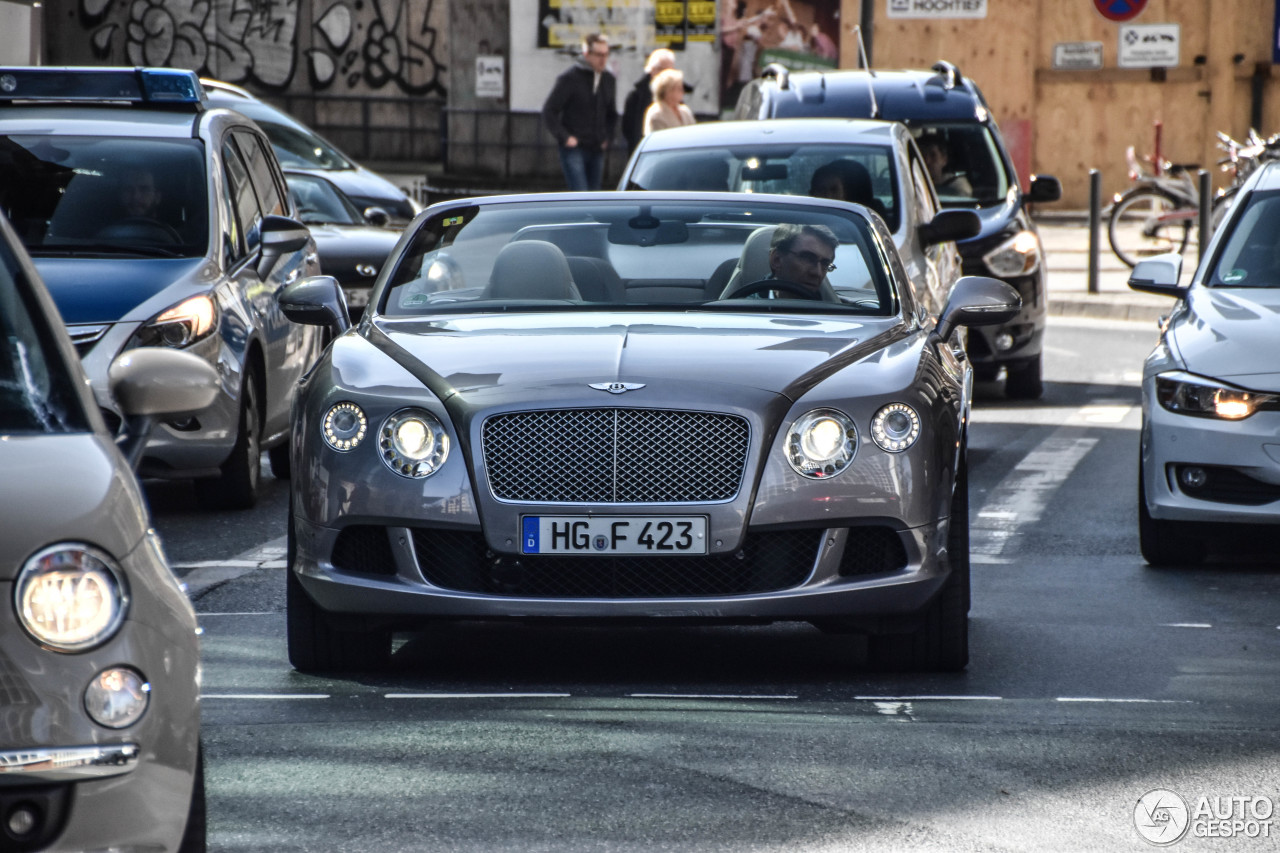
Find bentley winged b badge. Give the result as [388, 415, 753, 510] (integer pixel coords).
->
[588, 382, 646, 394]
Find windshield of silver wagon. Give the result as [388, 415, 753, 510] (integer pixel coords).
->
[378, 199, 899, 317]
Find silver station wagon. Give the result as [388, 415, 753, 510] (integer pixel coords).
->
[279, 192, 1020, 673]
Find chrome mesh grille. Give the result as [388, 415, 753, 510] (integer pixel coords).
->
[483, 408, 750, 503]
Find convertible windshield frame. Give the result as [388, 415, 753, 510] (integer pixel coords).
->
[377, 197, 902, 319]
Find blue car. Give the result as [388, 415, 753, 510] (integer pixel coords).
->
[0, 66, 324, 508]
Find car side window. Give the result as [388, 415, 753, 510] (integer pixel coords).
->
[232, 130, 286, 218]
[222, 139, 261, 258]
[908, 154, 939, 224]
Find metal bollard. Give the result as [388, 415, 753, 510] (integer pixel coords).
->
[1198, 169, 1211, 264]
[1087, 169, 1101, 294]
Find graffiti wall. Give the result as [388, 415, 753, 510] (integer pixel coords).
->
[48, 0, 449, 97]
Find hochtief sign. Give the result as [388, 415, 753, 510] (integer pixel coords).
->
[887, 0, 988, 19]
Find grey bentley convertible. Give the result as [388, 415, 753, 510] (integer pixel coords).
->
[277, 192, 1019, 673]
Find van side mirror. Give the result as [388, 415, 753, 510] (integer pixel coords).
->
[1029, 175, 1062, 204]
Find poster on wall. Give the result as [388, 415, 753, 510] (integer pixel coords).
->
[655, 0, 718, 48]
[537, 0, 654, 50]
[721, 0, 840, 112]
[886, 0, 987, 19]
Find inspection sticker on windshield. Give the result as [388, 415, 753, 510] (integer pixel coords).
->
[522, 516, 707, 554]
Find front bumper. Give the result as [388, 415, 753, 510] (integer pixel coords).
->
[1142, 387, 1280, 524]
[291, 515, 952, 626]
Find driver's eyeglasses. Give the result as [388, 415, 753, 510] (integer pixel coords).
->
[786, 249, 837, 273]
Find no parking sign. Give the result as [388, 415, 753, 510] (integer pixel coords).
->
[1093, 0, 1147, 22]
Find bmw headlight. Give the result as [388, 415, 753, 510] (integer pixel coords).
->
[787, 408, 857, 478]
[133, 294, 217, 348]
[1156, 371, 1280, 420]
[871, 403, 921, 452]
[380, 408, 450, 478]
[983, 230, 1041, 278]
[322, 402, 368, 451]
[15, 544, 128, 652]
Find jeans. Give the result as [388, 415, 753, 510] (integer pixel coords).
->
[558, 145, 605, 191]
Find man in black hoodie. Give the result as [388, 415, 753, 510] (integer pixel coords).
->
[541, 33, 619, 190]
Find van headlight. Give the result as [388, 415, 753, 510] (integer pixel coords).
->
[15, 544, 128, 652]
[786, 408, 857, 478]
[983, 231, 1041, 278]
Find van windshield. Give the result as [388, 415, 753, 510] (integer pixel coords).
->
[911, 123, 1013, 206]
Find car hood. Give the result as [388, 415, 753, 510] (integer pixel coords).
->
[368, 313, 909, 405]
[318, 168, 416, 219]
[1172, 287, 1280, 390]
[955, 194, 1021, 246]
[0, 435, 146, 581]
[33, 257, 209, 324]
[308, 224, 401, 279]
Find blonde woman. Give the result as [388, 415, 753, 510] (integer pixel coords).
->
[643, 68, 696, 137]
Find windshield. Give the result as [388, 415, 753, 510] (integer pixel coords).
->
[0, 136, 208, 257]
[626, 143, 900, 232]
[381, 199, 899, 317]
[0, 232, 90, 433]
[252, 116, 355, 171]
[909, 122, 1012, 206]
[287, 173, 365, 226]
[1207, 190, 1280, 287]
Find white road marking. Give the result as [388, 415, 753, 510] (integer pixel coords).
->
[873, 701, 915, 721]
[1162, 623, 1212, 628]
[203, 694, 331, 700]
[854, 695, 1003, 701]
[627, 693, 797, 700]
[197, 612, 276, 617]
[1056, 698, 1193, 704]
[385, 693, 572, 699]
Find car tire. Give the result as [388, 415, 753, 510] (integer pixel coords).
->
[194, 371, 261, 510]
[267, 440, 292, 480]
[286, 510, 392, 672]
[1004, 355, 1044, 400]
[177, 742, 206, 853]
[869, 458, 970, 672]
[1138, 455, 1206, 566]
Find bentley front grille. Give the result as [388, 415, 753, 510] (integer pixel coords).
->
[482, 408, 750, 503]
[410, 527, 819, 598]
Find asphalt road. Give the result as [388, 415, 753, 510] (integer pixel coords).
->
[150, 315, 1280, 852]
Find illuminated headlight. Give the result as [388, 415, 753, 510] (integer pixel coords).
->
[15, 544, 127, 652]
[983, 231, 1041, 278]
[380, 408, 450, 478]
[787, 408, 857, 478]
[85, 668, 150, 728]
[322, 402, 368, 451]
[133, 294, 217, 348]
[871, 403, 921, 453]
[1155, 371, 1279, 420]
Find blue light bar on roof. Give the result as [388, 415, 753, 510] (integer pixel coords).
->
[0, 66, 205, 107]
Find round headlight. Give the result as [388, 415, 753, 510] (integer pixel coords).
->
[380, 408, 450, 478]
[84, 667, 150, 728]
[871, 403, 921, 453]
[322, 401, 368, 451]
[15, 544, 127, 652]
[786, 408, 857, 479]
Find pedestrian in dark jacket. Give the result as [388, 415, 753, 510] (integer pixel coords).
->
[622, 48, 676, 156]
[541, 33, 618, 190]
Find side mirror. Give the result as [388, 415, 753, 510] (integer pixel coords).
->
[363, 206, 392, 228]
[108, 349, 220, 470]
[918, 209, 981, 247]
[1028, 174, 1062, 204]
[1127, 253, 1185, 297]
[278, 275, 352, 337]
[934, 275, 1022, 344]
[258, 214, 310, 276]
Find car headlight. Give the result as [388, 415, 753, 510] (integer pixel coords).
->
[871, 403, 922, 452]
[787, 408, 857, 478]
[983, 230, 1041, 278]
[133, 294, 218, 348]
[14, 544, 128, 652]
[322, 402, 369, 451]
[1155, 371, 1280, 420]
[380, 408, 450, 478]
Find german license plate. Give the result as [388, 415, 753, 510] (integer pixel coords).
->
[521, 516, 707, 555]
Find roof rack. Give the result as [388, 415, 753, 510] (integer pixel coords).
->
[0, 67, 205, 109]
[930, 61, 963, 89]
